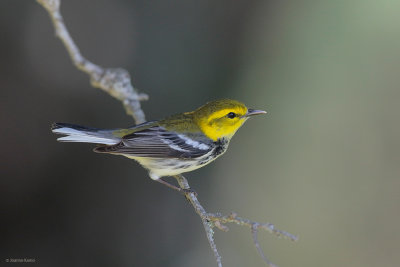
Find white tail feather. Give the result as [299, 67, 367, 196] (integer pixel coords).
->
[52, 127, 119, 145]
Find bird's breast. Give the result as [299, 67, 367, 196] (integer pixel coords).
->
[212, 138, 229, 157]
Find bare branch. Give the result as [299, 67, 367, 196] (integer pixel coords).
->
[37, 1, 297, 266]
[37, 0, 147, 124]
[252, 224, 277, 267]
[208, 212, 298, 242]
[175, 174, 298, 266]
[174, 175, 222, 267]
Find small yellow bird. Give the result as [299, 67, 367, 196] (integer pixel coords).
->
[52, 99, 266, 192]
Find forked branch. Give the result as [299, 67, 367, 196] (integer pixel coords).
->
[175, 174, 297, 267]
[37, 1, 297, 266]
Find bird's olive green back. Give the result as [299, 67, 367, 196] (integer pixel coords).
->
[159, 112, 201, 133]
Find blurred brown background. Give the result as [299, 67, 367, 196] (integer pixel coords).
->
[1, 0, 400, 266]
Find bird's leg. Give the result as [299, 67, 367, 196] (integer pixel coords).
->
[156, 178, 197, 196]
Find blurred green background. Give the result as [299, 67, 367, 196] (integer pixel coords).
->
[1, 0, 400, 266]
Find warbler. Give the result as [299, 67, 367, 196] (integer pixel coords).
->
[51, 99, 266, 192]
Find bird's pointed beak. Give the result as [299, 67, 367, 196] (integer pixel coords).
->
[243, 109, 267, 117]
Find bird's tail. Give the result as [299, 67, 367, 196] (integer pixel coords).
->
[51, 123, 121, 145]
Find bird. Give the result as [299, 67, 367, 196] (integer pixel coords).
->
[51, 99, 266, 193]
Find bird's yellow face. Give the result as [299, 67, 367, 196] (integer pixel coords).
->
[193, 99, 266, 141]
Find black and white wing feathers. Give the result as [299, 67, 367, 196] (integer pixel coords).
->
[94, 126, 212, 159]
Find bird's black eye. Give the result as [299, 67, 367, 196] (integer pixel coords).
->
[227, 112, 236, 119]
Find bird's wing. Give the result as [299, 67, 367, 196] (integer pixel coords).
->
[94, 126, 213, 159]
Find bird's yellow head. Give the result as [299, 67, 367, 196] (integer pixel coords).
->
[192, 99, 266, 141]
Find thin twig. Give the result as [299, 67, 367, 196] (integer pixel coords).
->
[37, 0, 148, 124]
[37, 1, 297, 266]
[175, 174, 298, 267]
[175, 175, 222, 267]
[207, 212, 298, 242]
[252, 224, 277, 267]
